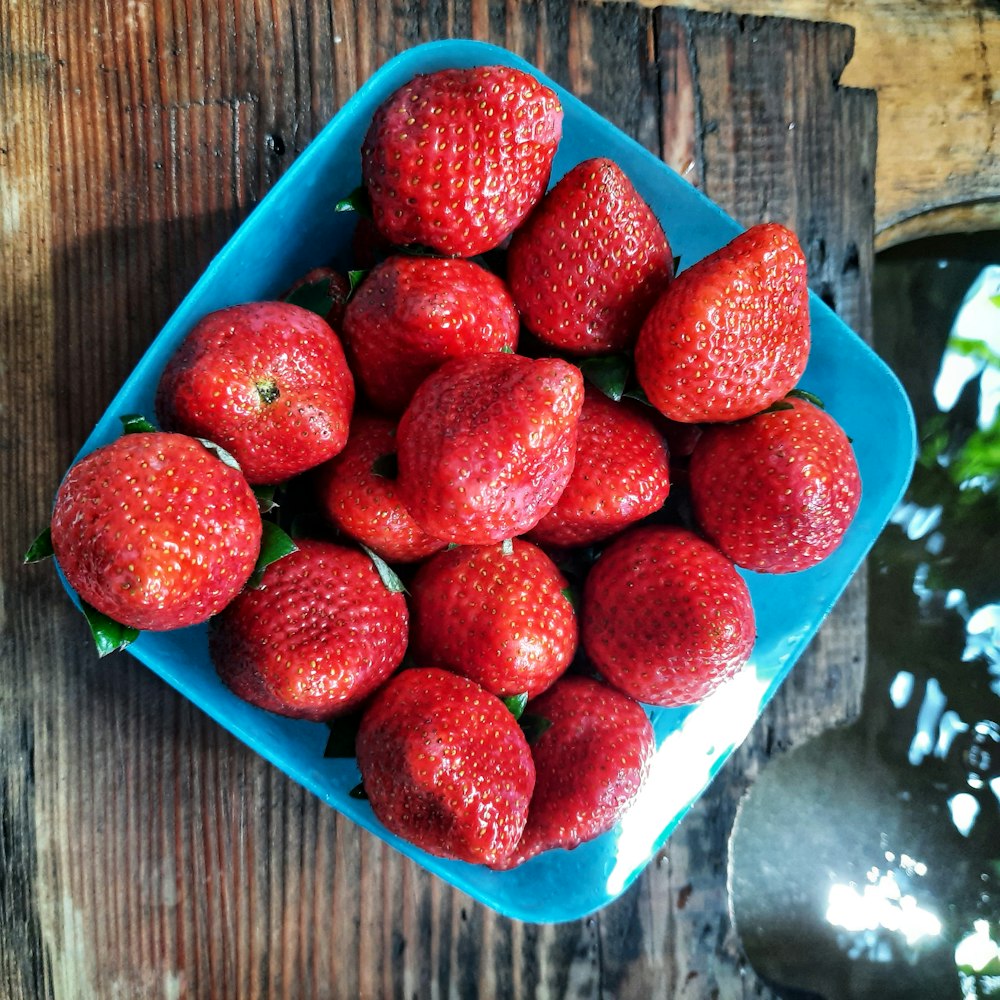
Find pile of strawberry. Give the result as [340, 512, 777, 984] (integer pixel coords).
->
[31, 63, 862, 870]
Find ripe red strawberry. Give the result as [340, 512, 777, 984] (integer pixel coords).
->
[528, 389, 670, 547]
[396, 352, 584, 544]
[634, 222, 809, 423]
[342, 255, 519, 415]
[355, 667, 535, 866]
[582, 525, 755, 706]
[689, 394, 862, 573]
[282, 266, 351, 330]
[50, 431, 262, 631]
[409, 539, 577, 698]
[209, 538, 408, 721]
[493, 676, 654, 869]
[507, 157, 674, 355]
[361, 65, 562, 257]
[314, 413, 446, 563]
[155, 301, 355, 485]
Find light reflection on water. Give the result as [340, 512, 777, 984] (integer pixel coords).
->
[853, 259, 999, 994]
[734, 243, 1000, 1000]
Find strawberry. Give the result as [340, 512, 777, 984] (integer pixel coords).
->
[282, 266, 351, 330]
[360, 65, 562, 257]
[688, 394, 862, 573]
[528, 388, 670, 547]
[355, 667, 535, 866]
[507, 157, 674, 355]
[396, 352, 584, 544]
[581, 525, 755, 706]
[50, 431, 262, 631]
[341, 255, 519, 415]
[634, 222, 810, 423]
[314, 413, 446, 563]
[409, 539, 577, 698]
[155, 301, 355, 485]
[493, 675, 654, 869]
[209, 538, 408, 721]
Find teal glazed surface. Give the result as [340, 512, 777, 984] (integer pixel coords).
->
[65, 40, 917, 923]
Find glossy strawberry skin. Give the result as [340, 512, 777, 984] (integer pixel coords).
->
[635, 222, 809, 423]
[51, 432, 262, 631]
[528, 389, 671, 547]
[409, 539, 577, 698]
[314, 414, 446, 564]
[356, 667, 535, 866]
[209, 538, 408, 721]
[342, 256, 519, 415]
[361, 65, 562, 257]
[396, 353, 585, 544]
[493, 676, 654, 869]
[507, 157, 674, 355]
[581, 525, 755, 707]
[155, 301, 355, 485]
[689, 396, 862, 573]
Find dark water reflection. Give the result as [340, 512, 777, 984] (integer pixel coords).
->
[731, 233, 1000, 1000]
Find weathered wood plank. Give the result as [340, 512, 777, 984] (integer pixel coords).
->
[633, 0, 1000, 247]
[2, 1, 875, 997]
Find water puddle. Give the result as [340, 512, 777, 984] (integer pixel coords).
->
[731, 234, 1000, 999]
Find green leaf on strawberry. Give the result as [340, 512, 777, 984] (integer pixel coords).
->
[519, 713, 553, 745]
[283, 276, 340, 317]
[24, 527, 54, 563]
[347, 269, 368, 296]
[503, 692, 529, 720]
[252, 484, 278, 514]
[578, 353, 631, 402]
[120, 413, 157, 434]
[360, 543, 407, 594]
[248, 521, 297, 588]
[335, 185, 372, 218]
[82, 601, 140, 657]
[787, 388, 826, 409]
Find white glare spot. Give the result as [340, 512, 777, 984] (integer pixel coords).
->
[889, 671, 914, 709]
[949, 792, 981, 837]
[955, 919, 1000, 973]
[825, 873, 942, 947]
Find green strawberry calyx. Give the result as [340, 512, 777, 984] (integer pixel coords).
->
[82, 602, 140, 657]
[248, 521, 298, 589]
[519, 713, 553, 745]
[360, 543, 408, 595]
[334, 185, 372, 218]
[503, 692, 529, 720]
[24, 527, 54, 563]
[283, 276, 338, 317]
[120, 413, 157, 434]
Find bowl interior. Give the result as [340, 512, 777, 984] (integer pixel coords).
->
[67, 39, 917, 923]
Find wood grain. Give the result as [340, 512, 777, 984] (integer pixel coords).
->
[632, 0, 1000, 248]
[3, 2, 875, 997]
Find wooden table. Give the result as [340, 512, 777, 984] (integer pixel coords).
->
[4, 3, 874, 996]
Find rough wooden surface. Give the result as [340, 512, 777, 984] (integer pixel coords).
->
[634, 0, 1000, 248]
[3, 2, 874, 997]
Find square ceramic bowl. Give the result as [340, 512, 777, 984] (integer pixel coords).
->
[64, 39, 917, 923]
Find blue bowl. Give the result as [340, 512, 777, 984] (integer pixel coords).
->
[64, 39, 916, 923]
